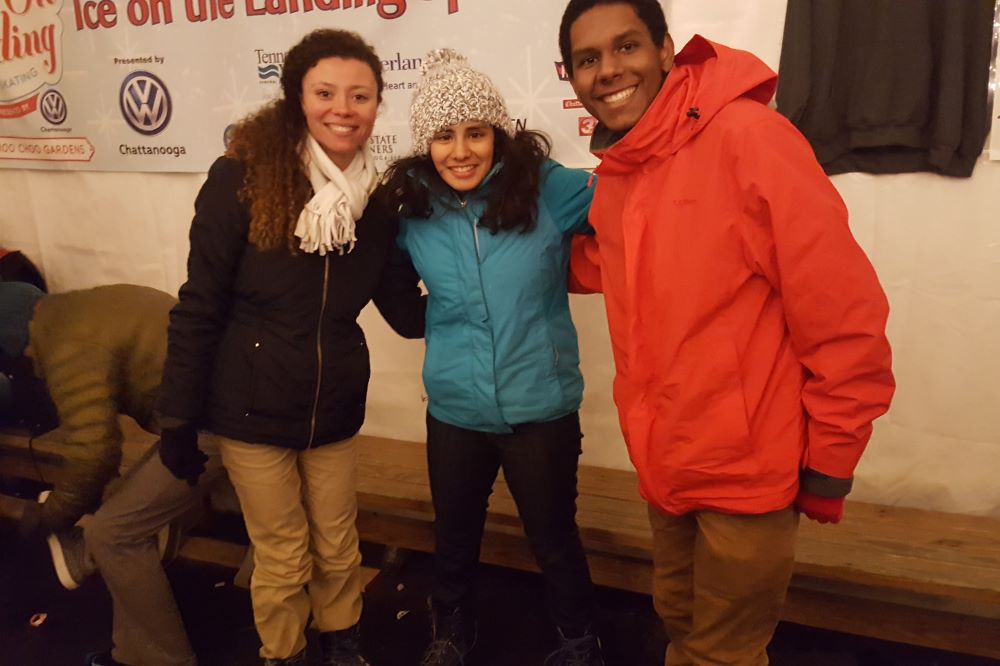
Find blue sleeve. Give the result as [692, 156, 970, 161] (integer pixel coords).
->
[539, 158, 596, 235]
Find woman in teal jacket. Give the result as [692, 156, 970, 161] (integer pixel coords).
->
[380, 49, 604, 666]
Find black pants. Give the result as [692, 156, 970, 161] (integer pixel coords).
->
[426, 410, 596, 630]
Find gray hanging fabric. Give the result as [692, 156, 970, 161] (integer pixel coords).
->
[988, 0, 1000, 149]
[776, 0, 995, 178]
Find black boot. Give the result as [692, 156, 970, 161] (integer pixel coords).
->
[263, 649, 307, 666]
[319, 623, 370, 666]
[419, 602, 476, 666]
[544, 626, 604, 666]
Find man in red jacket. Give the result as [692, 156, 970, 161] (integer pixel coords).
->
[559, 1, 895, 663]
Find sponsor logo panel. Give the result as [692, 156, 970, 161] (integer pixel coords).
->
[0, 136, 95, 163]
[554, 61, 570, 82]
[255, 49, 284, 85]
[0, 94, 39, 120]
[0, 0, 64, 104]
[116, 71, 188, 159]
[258, 64, 281, 81]
[369, 133, 398, 167]
[381, 52, 422, 92]
[120, 70, 172, 136]
[40, 89, 67, 125]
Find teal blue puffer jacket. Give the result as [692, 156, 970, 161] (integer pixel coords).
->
[398, 159, 594, 433]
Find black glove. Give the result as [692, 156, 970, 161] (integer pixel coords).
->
[158, 424, 208, 486]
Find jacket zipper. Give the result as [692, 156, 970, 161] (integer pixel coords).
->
[457, 194, 482, 261]
[308, 254, 331, 448]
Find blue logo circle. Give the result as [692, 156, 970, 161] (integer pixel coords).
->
[119, 71, 172, 136]
[40, 89, 67, 125]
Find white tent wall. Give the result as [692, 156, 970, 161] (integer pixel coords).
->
[1, 0, 998, 517]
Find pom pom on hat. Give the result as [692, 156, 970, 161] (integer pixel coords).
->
[420, 48, 469, 75]
[409, 48, 516, 156]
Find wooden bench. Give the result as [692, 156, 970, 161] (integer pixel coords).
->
[354, 436, 1000, 659]
[3, 426, 1000, 658]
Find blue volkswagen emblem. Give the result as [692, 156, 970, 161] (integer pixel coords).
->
[120, 71, 172, 136]
[40, 89, 67, 125]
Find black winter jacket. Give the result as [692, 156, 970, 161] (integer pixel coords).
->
[157, 156, 425, 449]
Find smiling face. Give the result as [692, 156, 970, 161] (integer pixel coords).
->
[429, 120, 496, 192]
[567, 3, 674, 133]
[301, 56, 379, 169]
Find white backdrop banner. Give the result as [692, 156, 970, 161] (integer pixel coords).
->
[0, 0, 603, 172]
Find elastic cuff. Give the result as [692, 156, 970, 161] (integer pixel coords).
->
[155, 412, 194, 433]
[799, 468, 852, 498]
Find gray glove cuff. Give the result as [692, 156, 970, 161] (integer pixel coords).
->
[799, 468, 853, 498]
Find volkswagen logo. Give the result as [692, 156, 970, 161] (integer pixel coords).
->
[119, 71, 172, 136]
[40, 89, 67, 125]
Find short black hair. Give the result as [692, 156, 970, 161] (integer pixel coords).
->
[558, 0, 668, 76]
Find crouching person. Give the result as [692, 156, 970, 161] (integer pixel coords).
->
[0, 281, 221, 666]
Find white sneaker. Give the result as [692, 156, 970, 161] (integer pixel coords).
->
[47, 527, 85, 590]
[157, 522, 182, 563]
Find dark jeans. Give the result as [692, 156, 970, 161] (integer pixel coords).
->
[426, 410, 596, 630]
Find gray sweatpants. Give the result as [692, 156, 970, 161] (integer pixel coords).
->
[78, 436, 226, 666]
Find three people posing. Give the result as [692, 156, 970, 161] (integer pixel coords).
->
[31, 2, 894, 663]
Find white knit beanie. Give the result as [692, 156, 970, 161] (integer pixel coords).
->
[409, 48, 516, 156]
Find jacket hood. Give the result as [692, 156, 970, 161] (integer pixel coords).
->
[592, 35, 777, 173]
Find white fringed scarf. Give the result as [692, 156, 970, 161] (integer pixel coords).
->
[294, 134, 377, 256]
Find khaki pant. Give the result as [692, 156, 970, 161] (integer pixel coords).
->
[648, 505, 799, 666]
[79, 436, 226, 666]
[217, 434, 363, 660]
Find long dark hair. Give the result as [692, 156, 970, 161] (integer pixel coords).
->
[226, 29, 384, 252]
[379, 129, 551, 234]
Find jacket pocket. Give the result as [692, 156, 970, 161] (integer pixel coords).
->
[210, 324, 254, 418]
[647, 333, 753, 492]
[422, 334, 476, 422]
[244, 329, 312, 421]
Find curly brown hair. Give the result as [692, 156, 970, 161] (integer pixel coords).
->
[225, 29, 384, 252]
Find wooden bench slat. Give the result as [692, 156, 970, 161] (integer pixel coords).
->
[781, 585, 1000, 659]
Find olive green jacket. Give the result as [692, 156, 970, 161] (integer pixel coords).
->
[28, 284, 175, 529]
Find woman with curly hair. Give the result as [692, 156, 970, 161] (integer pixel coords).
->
[380, 50, 604, 666]
[155, 29, 425, 666]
